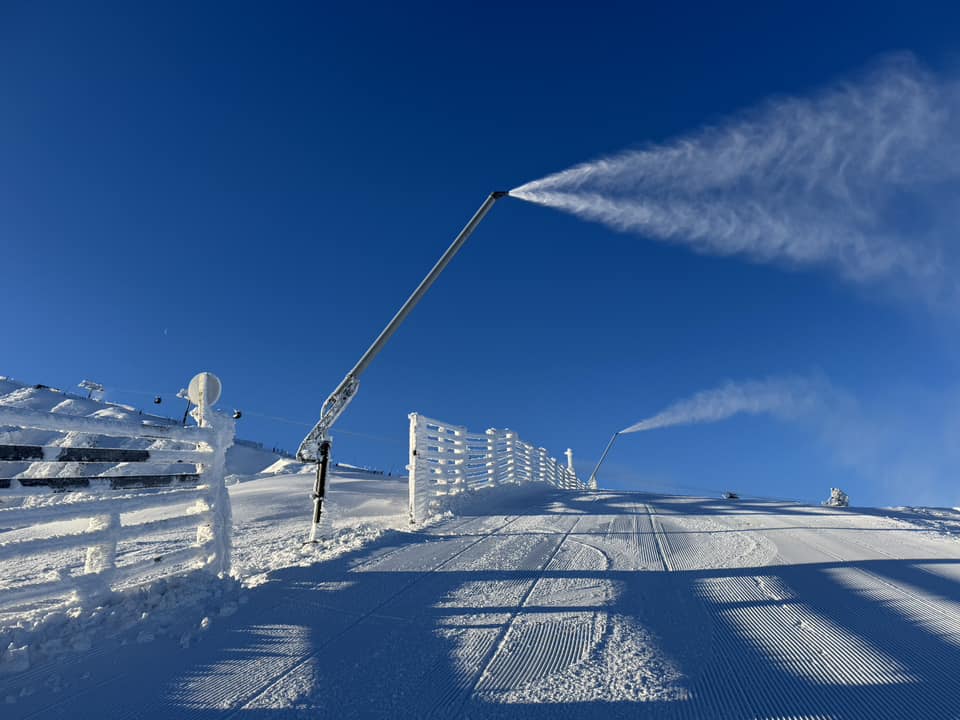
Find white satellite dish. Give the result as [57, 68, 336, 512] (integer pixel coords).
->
[188, 372, 222, 408]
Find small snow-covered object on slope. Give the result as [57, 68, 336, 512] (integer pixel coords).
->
[824, 487, 850, 507]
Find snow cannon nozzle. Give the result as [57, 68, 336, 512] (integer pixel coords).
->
[492, 190, 509, 199]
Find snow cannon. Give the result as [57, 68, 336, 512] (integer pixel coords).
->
[298, 191, 512, 541]
[588, 431, 621, 490]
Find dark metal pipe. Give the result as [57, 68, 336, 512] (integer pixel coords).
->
[298, 191, 510, 539]
[308, 440, 331, 542]
[588, 431, 620, 489]
[298, 191, 510, 463]
[349, 191, 508, 380]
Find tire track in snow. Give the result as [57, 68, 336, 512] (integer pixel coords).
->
[400, 531, 576, 719]
[251, 535, 553, 719]
[41, 513, 525, 720]
[338, 513, 505, 575]
[584, 509, 663, 571]
[644, 503, 674, 571]
[241, 512, 584, 719]
[475, 613, 597, 693]
[218, 513, 528, 718]
[455, 515, 585, 710]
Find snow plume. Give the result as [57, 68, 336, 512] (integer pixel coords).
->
[511, 55, 960, 293]
[621, 376, 825, 434]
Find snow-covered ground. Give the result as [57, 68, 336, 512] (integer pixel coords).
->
[4, 470, 960, 718]
[0, 378, 412, 692]
[5, 376, 960, 717]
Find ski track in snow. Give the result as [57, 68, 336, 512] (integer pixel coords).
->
[4, 485, 960, 719]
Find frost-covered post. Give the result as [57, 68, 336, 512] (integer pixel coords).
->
[504, 431, 517, 484]
[193, 387, 235, 577]
[520, 441, 534, 484]
[450, 424, 467, 494]
[80, 510, 120, 601]
[83, 512, 119, 575]
[485, 428, 498, 487]
[536, 447, 548, 485]
[407, 413, 420, 524]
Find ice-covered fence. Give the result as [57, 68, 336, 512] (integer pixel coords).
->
[407, 412, 586, 523]
[0, 403, 234, 612]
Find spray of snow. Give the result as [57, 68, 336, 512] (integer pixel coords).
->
[511, 55, 960, 294]
[621, 376, 825, 434]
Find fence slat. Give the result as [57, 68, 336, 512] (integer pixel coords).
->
[0, 510, 213, 560]
[0, 541, 214, 610]
[12, 473, 201, 490]
[113, 543, 211, 584]
[0, 445, 43, 461]
[0, 406, 215, 442]
[0, 446, 214, 466]
[0, 486, 207, 527]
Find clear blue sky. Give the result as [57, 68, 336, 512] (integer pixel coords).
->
[4, 2, 960, 506]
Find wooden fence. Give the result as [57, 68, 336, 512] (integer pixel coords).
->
[0, 401, 234, 611]
[407, 412, 585, 523]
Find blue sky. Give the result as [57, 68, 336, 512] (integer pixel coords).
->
[3, 2, 960, 506]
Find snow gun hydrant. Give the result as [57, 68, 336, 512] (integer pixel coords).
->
[297, 191, 510, 542]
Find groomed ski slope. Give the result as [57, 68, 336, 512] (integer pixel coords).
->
[6, 480, 960, 719]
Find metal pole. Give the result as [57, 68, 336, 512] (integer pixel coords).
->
[588, 431, 620, 489]
[298, 191, 510, 540]
[297, 191, 509, 463]
[308, 440, 331, 543]
[349, 191, 509, 380]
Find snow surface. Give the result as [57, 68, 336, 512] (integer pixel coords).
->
[4, 471, 960, 718]
[6, 376, 960, 717]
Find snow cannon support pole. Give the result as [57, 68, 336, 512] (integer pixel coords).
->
[588, 431, 620, 490]
[308, 440, 331, 543]
[298, 191, 510, 539]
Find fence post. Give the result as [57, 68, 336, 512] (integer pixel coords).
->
[505, 431, 517, 484]
[485, 429, 497, 487]
[80, 510, 120, 601]
[521, 441, 534, 484]
[408, 413, 421, 524]
[195, 407, 235, 577]
[83, 512, 119, 576]
[454, 424, 469, 493]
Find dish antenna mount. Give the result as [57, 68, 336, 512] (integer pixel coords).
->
[187, 372, 222, 426]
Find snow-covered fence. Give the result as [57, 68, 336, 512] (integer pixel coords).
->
[407, 412, 585, 523]
[0, 404, 234, 611]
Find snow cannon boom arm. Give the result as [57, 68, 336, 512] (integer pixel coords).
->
[587, 431, 621, 490]
[297, 191, 510, 463]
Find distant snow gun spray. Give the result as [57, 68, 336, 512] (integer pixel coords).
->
[298, 192, 510, 541]
[588, 376, 825, 490]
